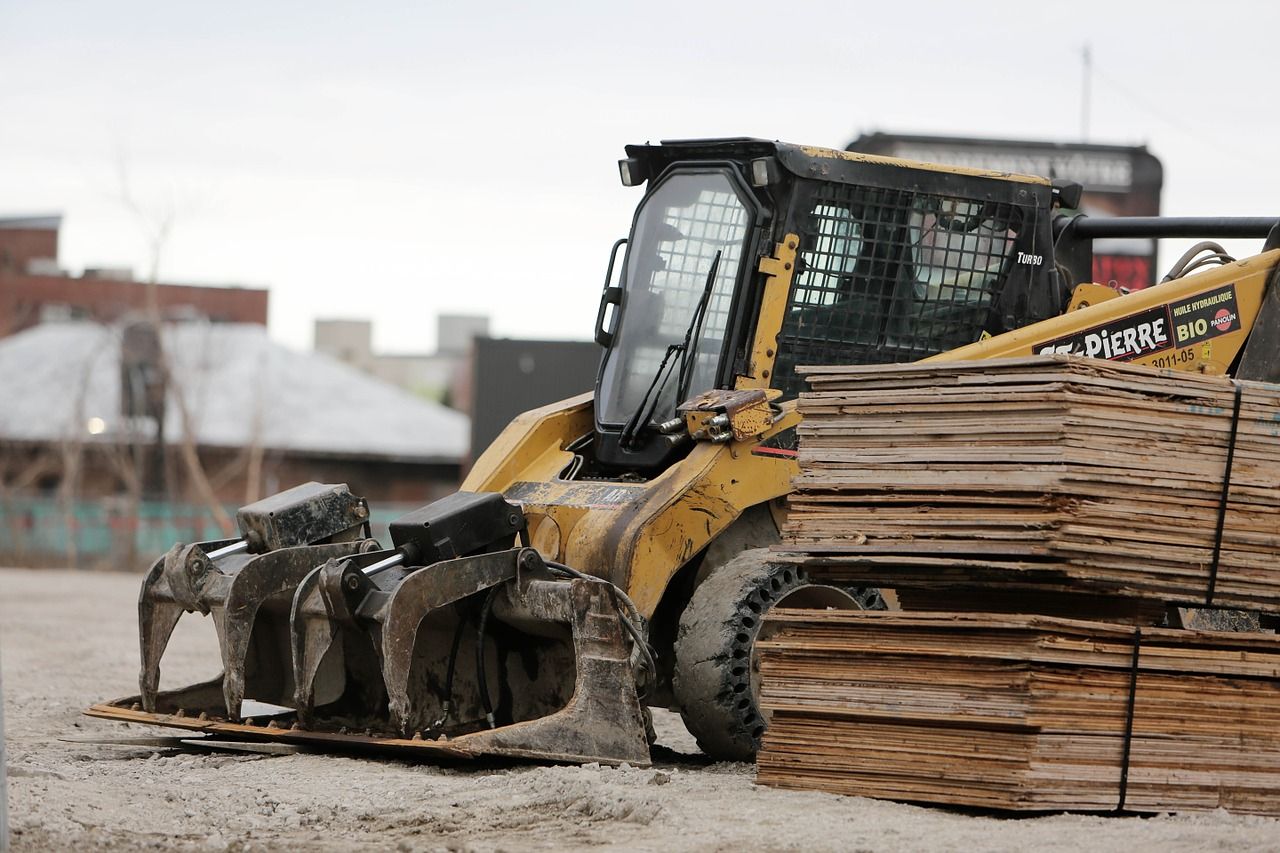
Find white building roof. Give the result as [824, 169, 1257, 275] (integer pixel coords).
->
[0, 322, 469, 463]
[0, 214, 62, 230]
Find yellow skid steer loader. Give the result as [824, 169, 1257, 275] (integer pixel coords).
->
[90, 139, 1280, 765]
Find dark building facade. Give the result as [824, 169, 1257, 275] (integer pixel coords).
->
[468, 338, 601, 461]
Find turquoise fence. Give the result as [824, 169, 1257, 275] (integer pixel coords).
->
[0, 495, 419, 570]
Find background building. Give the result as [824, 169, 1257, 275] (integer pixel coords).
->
[0, 213, 601, 568]
[315, 317, 603, 465]
[467, 337, 600, 462]
[847, 134, 1164, 292]
[314, 314, 488, 404]
[0, 215, 268, 338]
[0, 321, 468, 568]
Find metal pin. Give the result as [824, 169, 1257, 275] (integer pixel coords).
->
[362, 551, 407, 577]
[207, 540, 249, 560]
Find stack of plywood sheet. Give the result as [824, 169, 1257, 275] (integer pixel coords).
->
[782, 356, 1280, 612]
[756, 609, 1280, 814]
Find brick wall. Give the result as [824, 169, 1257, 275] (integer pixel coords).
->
[0, 272, 269, 338]
[0, 226, 58, 271]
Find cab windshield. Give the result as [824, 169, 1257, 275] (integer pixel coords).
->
[597, 170, 751, 426]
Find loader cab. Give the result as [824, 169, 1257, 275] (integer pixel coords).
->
[590, 139, 1065, 475]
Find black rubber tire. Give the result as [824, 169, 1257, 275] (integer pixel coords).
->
[672, 550, 821, 761]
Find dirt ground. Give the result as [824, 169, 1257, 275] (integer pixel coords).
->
[2, 567, 1279, 852]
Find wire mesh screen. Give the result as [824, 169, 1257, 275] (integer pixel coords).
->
[637, 189, 747, 383]
[773, 182, 1023, 397]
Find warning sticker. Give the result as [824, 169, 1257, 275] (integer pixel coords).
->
[1169, 284, 1240, 346]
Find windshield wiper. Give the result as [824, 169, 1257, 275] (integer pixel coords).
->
[619, 251, 722, 450]
[674, 251, 721, 406]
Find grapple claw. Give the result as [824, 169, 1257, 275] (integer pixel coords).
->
[455, 574, 652, 766]
[137, 540, 237, 712]
[218, 542, 376, 717]
[291, 551, 410, 726]
[288, 563, 333, 723]
[379, 550, 522, 734]
[291, 545, 651, 765]
[133, 482, 376, 718]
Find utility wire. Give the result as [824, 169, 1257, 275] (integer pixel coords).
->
[1081, 52, 1267, 162]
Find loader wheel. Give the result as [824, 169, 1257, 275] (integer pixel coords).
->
[673, 549, 876, 761]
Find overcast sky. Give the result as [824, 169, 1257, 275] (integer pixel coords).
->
[4, 1, 1278, 354]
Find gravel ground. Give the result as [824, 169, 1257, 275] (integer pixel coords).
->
[2, 566, 1279, 852]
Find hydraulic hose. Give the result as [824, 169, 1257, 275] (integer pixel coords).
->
[426, 614, 469, 732]
[475, 588, 498, 729]
[1161, 241, 1234, 282]
[545, 559, 657, 694]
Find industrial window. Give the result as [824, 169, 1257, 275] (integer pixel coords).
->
[773, 182, 1021, 397]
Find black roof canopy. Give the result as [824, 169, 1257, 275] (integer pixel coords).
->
[623, 138, 1052, 205]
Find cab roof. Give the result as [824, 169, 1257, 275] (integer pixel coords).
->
[624, 138, 1053, 195]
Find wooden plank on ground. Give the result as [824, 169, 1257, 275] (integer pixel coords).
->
[755, 609, 1280, 815]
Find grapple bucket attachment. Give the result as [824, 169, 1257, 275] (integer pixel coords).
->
[99, 490, 652, 767]
[136, 482, 376, 717]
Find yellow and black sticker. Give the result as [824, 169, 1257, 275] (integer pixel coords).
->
[1169, 284, 1240, 346]
[1035, 283, 1239, 363]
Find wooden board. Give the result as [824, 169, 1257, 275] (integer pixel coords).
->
[780, 356, 1280, 613]
[755, 609, 1280, 815]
